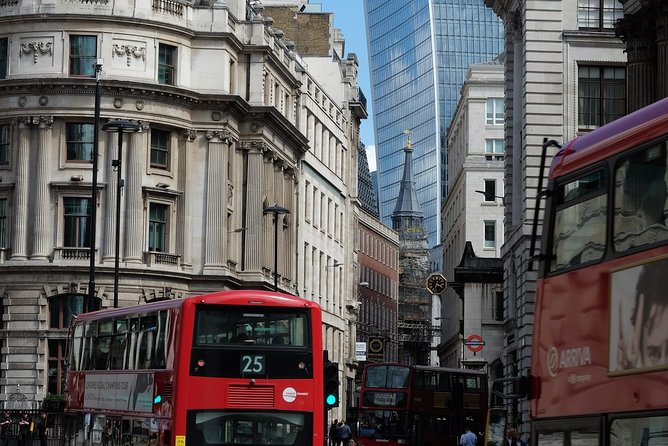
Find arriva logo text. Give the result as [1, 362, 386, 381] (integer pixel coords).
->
[547, 346, 591, 377]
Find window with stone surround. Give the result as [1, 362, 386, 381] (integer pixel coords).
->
[48, 293, 100, 394]
[66, 122, 95, 162]
[63, 197, 91, 248]
[148, 202, 169, 252]
[578, 0, 623, 31]
[484, 220, 496, 248]
[485, 139, 504, 161]
[158, 43, 176, 85]
[69, 35, 97, 77]
[0, 123, 9, 166]
[150, 128, 170, 170]
[486, 98, 504, 125]
[0, 197, 6, 249]
[578, 65, 626, 131]
[0, 38, 7, 79]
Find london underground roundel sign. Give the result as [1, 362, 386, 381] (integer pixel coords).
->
[464, 334, 485, 353]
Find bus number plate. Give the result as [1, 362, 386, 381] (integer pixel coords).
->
[240, 354, 265, 374]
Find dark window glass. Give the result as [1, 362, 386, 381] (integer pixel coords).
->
[484, 221, 496, 248]
[66, 123, 94, 161]
[187, 411, 311, 446]
[364, 365, 410, 388]
[551, 170, 607, 272]
[495, 291, 503, 321]
[150, 129, 170, 168]
[194, 307, 309, 347]
[64, 197, 91, 248]
[0, 198, 5, 249]
[484, 179, 496, 201]
[148, 203, 168, 252]
[578, 66, 626, 131]
[158, 44, 176, 85]
[0, 38, 7, 79]
[0, 124, 9, 165]
[613, 141, 668, 252]
[48, 339, 67, 395]
[70, 35, 97, 76]
[49, 293, 99, 329]
[578, 0, 623, 31]
[48, 293, 101, 391]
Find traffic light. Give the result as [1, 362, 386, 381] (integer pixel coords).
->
[323, 360, 340, 410]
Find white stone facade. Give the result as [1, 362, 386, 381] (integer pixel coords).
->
[440, 62, 505, 371]
[484, 0, 626, 429]
[0, 0, 361, 404]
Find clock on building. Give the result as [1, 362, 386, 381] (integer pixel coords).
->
[426, 273, 448, 295]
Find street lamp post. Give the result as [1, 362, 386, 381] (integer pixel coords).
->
[102, 119, 140, 308]
[263, 204, 290, 291]
[88, 59, 103, 313]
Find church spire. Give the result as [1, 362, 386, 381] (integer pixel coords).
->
[392, 130, 423, 228]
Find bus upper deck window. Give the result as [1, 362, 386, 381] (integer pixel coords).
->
[614, 141, 668, 252]
[550, 170, 607, 272]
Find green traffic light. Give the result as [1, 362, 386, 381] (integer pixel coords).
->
[326, 394, 337, 406]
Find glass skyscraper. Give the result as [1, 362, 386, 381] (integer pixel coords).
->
[364, 0, 504, 246]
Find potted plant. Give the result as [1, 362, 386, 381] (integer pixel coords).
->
[42, 393, 65, 412]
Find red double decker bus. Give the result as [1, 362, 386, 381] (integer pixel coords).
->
[64, 290, 325, 446]
[357, 363, 488, 446]
[531, 97, 668, 444]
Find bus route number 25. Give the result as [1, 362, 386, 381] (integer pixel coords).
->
[241, 354, 265, 374]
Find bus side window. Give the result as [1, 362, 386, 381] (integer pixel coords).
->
[137, 316, 157, 369]
[94, 337, 112, 370]
[153, 311, 167, 369]
[614, 142, 668, 252]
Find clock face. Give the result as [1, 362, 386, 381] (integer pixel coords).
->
[426, 274, 447, 295]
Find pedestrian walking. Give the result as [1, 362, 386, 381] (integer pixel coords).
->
[37, 413, 48, 446]
[0, 412, 12, 446]
[460, 424, 477, 446]
[18, 413, 31, 446]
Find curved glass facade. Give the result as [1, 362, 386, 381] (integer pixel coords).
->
[365, 0, 504, 247]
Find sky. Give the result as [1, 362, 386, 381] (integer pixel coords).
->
[316, 0, 377, 171]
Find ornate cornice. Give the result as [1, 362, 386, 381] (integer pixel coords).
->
[0, 78, 251, 119]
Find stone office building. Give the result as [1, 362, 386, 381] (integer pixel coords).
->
[0, 0, 363, 405]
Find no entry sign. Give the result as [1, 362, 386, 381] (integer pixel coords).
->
[464, 334, 485, 353]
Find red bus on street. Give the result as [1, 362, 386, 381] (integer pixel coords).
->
[64, 290, 325, 446]
[357, 363, 488, 446]
[532, 96, 668, 444]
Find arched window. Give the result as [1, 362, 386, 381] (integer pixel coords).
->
[47, 293, 101, 395]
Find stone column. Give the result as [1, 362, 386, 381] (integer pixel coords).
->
[616, 11, 657, 111]
[31, 116, 54, 260]
[656, 9, 668, 99]
[204, 129, 232, 268]
[241, 141, 265, 271]
[123, 124, 147, 263]
[10, 118, 31, 261]
[179, 129, 197, 269]
[103, 129, 119, 263]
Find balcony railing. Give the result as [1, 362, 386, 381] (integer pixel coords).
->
[53, 247, 95, 261]
[144, 251, 181, 268]
[152, 0, 183, 16]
